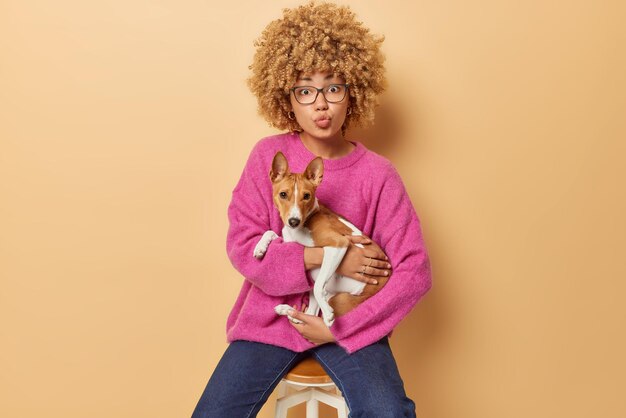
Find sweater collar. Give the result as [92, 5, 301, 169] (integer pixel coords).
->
[288, 131, 367, 171]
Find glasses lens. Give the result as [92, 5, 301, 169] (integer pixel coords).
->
[293, 87, 317, 104]
[324, 84, 347, 103]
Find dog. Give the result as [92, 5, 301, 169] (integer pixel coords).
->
[253, 151, 389, 327]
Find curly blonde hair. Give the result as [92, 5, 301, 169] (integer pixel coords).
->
[247, 1, 387, 132]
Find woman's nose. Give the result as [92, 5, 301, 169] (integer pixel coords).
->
[314, 92, 329, 110]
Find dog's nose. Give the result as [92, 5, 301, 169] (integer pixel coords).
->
[288, 218, 301, 228]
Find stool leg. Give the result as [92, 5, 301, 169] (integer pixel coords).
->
[333, 386, 350, 417]
[277, 380, 287, 398]
[306, 398, 319, 418]
[274, 400, 288, 418]
[274, 381, 289, 418]
[275, 388, 312, 418]
[337, 403, 349, 418]
[310, 388, 349, 418]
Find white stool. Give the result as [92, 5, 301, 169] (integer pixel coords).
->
[274, 356, 349, 418]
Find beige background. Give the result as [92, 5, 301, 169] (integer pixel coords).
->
[1, 0, 624, 417]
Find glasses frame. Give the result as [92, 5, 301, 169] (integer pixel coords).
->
[289, 83, 350, 104]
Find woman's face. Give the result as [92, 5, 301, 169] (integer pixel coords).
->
[289, 70, 349, 142]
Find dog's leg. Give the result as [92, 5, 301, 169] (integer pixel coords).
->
[253, 230, 279, 259]
[275, 284, 320, 324]
[305, 288, 320, 317]
[315, 246, 348, 327]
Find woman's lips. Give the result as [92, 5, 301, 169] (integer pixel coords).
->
[314, 118, 331, 128]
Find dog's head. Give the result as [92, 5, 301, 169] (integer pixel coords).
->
[269, 152, 323, 229]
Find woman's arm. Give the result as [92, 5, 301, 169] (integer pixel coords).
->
[304, 247, 324, 270]
[306, 239, 392, 282]
[226, 141, 314, 297]
[328, 164, 432, 354]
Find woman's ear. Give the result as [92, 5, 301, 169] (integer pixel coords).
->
[286, 102, 300, 131]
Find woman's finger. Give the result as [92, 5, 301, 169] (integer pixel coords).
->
[361, 265, 390, 278]
[365, 257, 392, 270]
[356, 271, 379, 285]
[363, 248, 388, 261]
[287, 308, 306, 325]
[346, 235, 371, 244]
[351, 264, 380, 284]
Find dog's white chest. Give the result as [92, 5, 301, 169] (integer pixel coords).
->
[281, 225, 315, 247]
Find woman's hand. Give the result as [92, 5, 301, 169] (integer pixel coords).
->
[288, 305, 336, 345]
[336, 235, 391, 285]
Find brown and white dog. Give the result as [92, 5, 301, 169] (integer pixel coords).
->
[253, 151, 389, 327]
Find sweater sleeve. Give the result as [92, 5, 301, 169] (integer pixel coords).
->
[225, 142, 313, 297]
[329, 164, 432, 353]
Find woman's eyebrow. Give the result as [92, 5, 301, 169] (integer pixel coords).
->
[297, 74, 337, 81]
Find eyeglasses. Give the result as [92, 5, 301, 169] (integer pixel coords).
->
[290, 84, 350, 104]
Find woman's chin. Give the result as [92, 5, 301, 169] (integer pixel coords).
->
[303, 125, 342, 140]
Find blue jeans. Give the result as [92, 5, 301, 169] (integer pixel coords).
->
[191, 336, 416, 418]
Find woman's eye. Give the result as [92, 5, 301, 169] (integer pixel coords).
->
[303, 193, 311, 200]
[328, 86, 338, 93]
[279, 192, 287, 199]
[299, 89, 310, 96]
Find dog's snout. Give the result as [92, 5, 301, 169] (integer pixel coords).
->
[288, 218, 301, 228]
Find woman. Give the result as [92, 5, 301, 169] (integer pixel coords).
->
[192, 2, 432, 417]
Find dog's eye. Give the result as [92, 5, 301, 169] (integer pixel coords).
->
[303, 193, 311, 200]
[279, 191, 288, 199]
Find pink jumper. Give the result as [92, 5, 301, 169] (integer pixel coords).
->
[225, 132, 432, 354]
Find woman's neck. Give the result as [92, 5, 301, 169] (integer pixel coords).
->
[298, 132, 355, 160]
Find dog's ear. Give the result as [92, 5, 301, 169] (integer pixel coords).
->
[305, 157, 324, 187]
[270, 152, 290, 183]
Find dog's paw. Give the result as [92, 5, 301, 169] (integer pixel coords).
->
[253, 231, 279, 259]
[253, 245, 267, 259]
[274, 304, 292, 316]
[274, 304, 304, 324]
[274, 305, 304, 324]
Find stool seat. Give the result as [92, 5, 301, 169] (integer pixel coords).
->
[284, 357, 332, 384]
[274, 356, 349, 418]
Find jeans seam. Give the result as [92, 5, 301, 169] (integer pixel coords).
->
[311, 352, 353, 415]
[244, 352, 301, 418]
